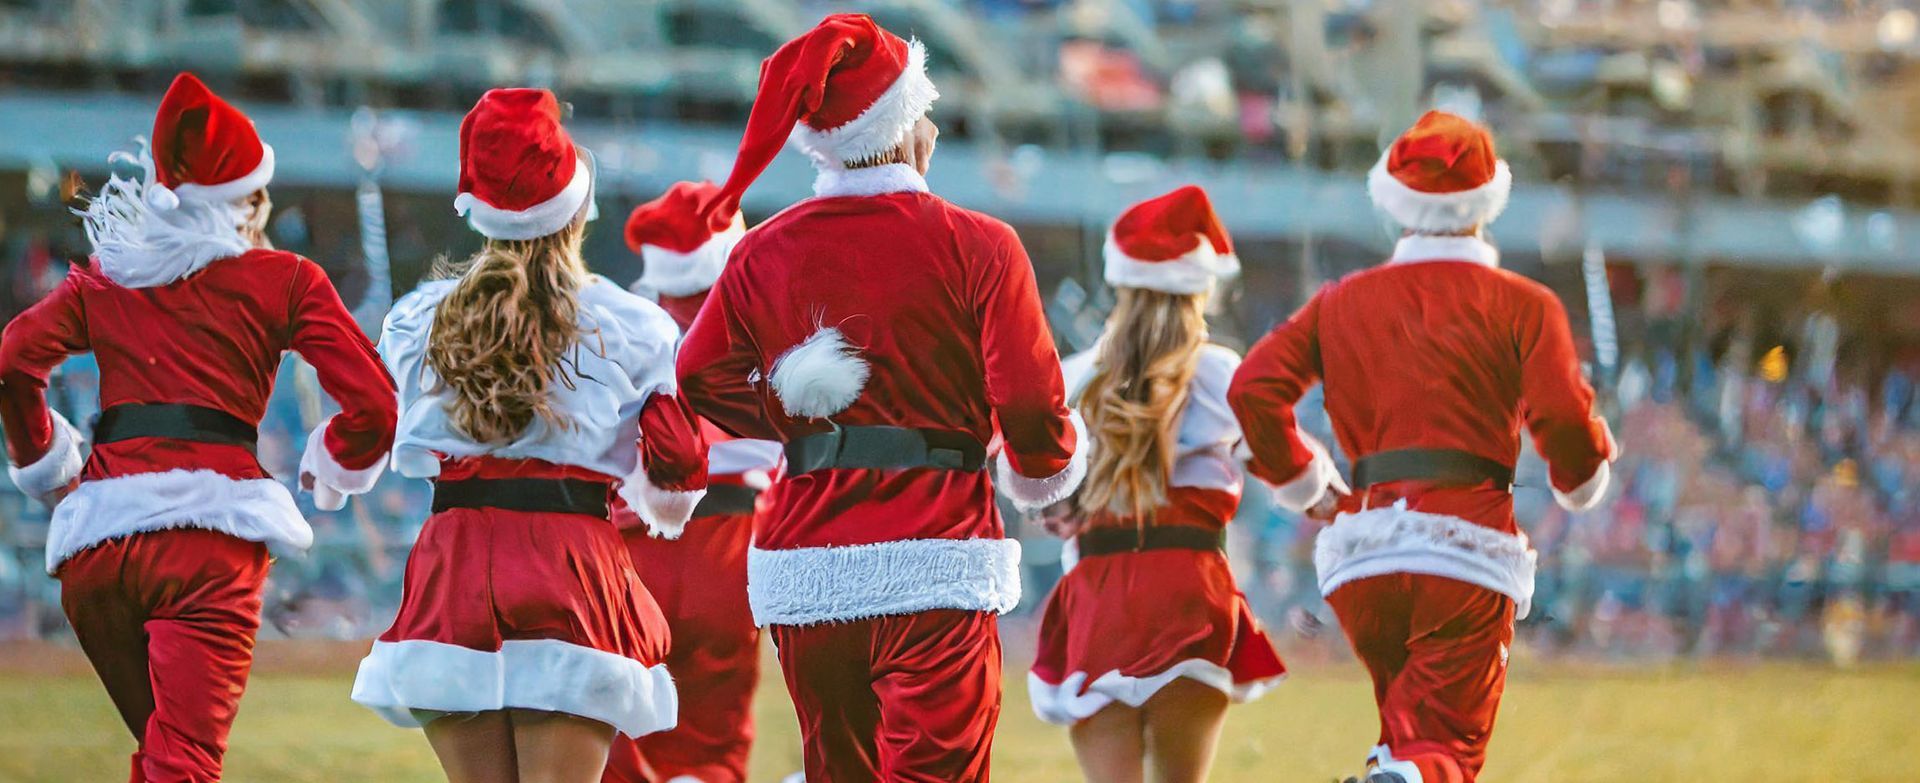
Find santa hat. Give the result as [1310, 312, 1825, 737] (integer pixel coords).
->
[627, 181, 745, 299]
[1103, 185, 1240, 295]
[77, 72, 275, 288]
[1368, 110, 1511, 233]
[701, 13, 938, 222]
[454, 88, 593, 241]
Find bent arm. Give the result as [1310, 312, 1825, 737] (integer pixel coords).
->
[977, 228, 1082, 511]
[1519, 292, 1616, 510]
[0, 274, 89, 498]
[1228, 291, 1346, 512]
[289, 260, 399, 509]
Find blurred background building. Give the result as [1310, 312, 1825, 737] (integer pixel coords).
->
[0, 0, 1917, 664]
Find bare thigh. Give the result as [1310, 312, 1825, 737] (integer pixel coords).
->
[1069, 702, 1145, 783]
[510, 709, 615, 783]
[422, 710, 518, 783]
[1141, 679, 1229, 783]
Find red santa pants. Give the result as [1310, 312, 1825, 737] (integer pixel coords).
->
[770, 609, 1001, 783]
[57, 528, 269, 783]
[605, 512, 761, 783]
[1326, 573, 1515, 783]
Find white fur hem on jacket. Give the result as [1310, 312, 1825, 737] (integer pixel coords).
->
[350, 638, 677, 739]
[791, 39, 939, 167]
[1265, 429, 1349, 513]
[1314, 500, 1537, 618]
[8, 409, 83, 500]
[746, 537, 1021, 626]
[1028, 660, 1285, 725]
[616, 467, 706, 540]
[45, 469, 309, 573]
[1552, 460, 1612, 512]
[300, 420, 385, 511]
[995, 409, 1089, 512]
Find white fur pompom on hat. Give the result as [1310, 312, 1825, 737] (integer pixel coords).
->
[769, 326, 871, 419]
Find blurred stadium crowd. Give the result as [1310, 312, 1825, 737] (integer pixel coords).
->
[2, 0, 1920, 665]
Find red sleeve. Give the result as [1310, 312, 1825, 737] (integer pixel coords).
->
[676, 270, 781, 440]
[973, 223, 1076, 479]
[0, 272, 89, 466]
[638, 391, 709, 492]
[288, 259, 397, 472]
[1517, 289, 1614, 493]
[1228, 291, 1326, 487]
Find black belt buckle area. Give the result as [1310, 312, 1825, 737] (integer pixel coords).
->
[691, 483, 761, 518]
[1076, 525, 1227, 558]
[430, 478, 612, 518]
[1350, 448, 1516, 492]
[783, 426, 987, 475]
[92, 403, 259, 449]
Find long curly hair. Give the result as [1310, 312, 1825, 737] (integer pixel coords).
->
[1073, 287, 1209, 520]
[426, 220, 589, 444]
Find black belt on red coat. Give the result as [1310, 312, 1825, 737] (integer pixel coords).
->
[783, 425, 988, 475]
[430, 477, 611, 518]
[1076, 525, 1226, 558]
[1349, 448, 1515, 492]
[92, 403, 258, 450]
[692, 483, 760, 518]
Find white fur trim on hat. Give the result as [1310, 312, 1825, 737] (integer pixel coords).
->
[638, 222, 745, 298]
[455, 157, 592, 241]
[8, 409, 83, 501]
[351, 638, 678, 738]
[1367, 155, 1512, 233]
[1102, 233, 1240, 295]
[790, 39, 940, 169]
[299, 420, 386, 512]
[746, 537, 1022, 626]
[169, 143, 276, 204]
[769, 326, 870, 419]
[1264, 430, 1349, 513]
[995, 409, 1089, 511]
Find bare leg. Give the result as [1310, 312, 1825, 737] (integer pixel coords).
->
[422, 710, 519, 783]
[510, 709, 615, 783]
[1068, 702, 1146, 783]
[1141, 679, 1229, 783]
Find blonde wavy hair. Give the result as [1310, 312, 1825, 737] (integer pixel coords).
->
[427, 220, 590, 444]
[1073, 287, 1210, 520]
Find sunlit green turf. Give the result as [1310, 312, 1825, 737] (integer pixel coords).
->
[2, 642, 1914, 782]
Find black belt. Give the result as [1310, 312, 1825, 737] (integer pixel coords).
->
[92, 403, 258, 449]
[692, 483, 760, 518]
[783, 426, 987, 475]
[1350, 448, 1514, 491]
[1077, 525, 1226, 557]
[430, 478, 612, 518]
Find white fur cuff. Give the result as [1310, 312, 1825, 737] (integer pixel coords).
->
[618, 469, 706, 540]
[8, 409, 84, 501]
[1552, 460, 1612, 512]
[995, 409, 1089, 512]
[301, 420, 385, 511]
[1266, 430, 1349, 513]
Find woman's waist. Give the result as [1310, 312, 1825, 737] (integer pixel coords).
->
[435, 455, 618, 483]
[1079, 486, 1239, 532]
[82, 442, 269, 482]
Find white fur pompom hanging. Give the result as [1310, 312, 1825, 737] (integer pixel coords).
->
[769, 326, 870, 419]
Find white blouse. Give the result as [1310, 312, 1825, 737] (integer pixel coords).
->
[1061, 343, 1245, 494]
[380, 273, 683, 481]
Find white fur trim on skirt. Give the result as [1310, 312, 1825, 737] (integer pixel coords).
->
[746, 537, 1022, 626]
[1027, 659, 1286, 725]
[1313, 500, 1537, 618]
[350, 638, 678, 738]
[44, 469, 309, 573]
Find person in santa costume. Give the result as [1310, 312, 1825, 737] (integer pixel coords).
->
[1228, 110, 1618, 783]
[1028, 185, 1287, 783]
[675, 13, 1083, 782]
[0, 72, 397, 783]
[602, 181, 781, 783]
[348, 88, 709, 783]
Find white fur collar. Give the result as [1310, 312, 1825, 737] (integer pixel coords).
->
[1388, 234, 1500, 268]
[811, 163, 930, 199]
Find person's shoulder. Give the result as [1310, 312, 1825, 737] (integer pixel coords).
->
[938, 198, 1020, 243]
[1197, 342, 1243, 372]
[579, 275, 679, 346]
[384, 278, 458, 333]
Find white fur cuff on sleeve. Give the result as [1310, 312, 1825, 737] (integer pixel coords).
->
[618, 469, 707, 540]
[1267, 431, 1349, 513]
[995, 409, 1090, 512]
[8, 409, 84, 500]
[1552, 460, 1612, 512]
[301, 421, 385, 511]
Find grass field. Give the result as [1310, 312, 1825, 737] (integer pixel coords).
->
[2, 640, 1916, 782]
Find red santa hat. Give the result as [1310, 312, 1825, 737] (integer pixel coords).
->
[626, 181, 745, 298]
[454, 88, 593, 241]
[1368, 110, 1511, 233]
[77, 72, 274, 288]
[1104, 185, 1240, 295]
[701, 13, 938, 222]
